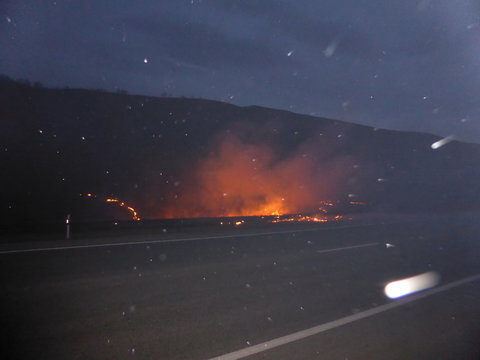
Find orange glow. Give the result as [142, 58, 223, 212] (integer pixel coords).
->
[82, 194, 141, 221]
[349, 201, 366, 205]
[319, 201, 335, 207]
[160, 132, 352, 219]
[271, 214, 343, 223]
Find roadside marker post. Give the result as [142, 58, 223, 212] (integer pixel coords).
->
[65, 214, 71, 240]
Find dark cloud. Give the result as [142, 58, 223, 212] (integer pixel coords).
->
[2, 0, 480, 142]
[211, 0, 289, 17]
[212, 0, 378, 59]
[126, 16, 291, 70]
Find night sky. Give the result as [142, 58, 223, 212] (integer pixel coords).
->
[2, 0, 480, 142]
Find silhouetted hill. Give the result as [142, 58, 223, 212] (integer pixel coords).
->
[1, 76, 480, 226]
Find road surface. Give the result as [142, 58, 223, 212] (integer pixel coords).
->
[2, 213, 480, 359]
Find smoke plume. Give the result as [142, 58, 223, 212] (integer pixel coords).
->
[160, 123, 354, 218]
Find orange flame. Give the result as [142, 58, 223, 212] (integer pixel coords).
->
[160, 132, 352, 219]
[81, 194, 141, 221]
[272, 214, 343, 223]
[105, 198, 141, 221]
[349, 201, 366, 205]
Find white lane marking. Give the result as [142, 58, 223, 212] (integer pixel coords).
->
[316, 242, 378, 254]
[209, 273, 480, 360]
[0, 222, 385, 255]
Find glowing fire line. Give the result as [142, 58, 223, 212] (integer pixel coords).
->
[269, 200, 342, 223]
[217, 200, 345, 225]
[80, 193, 141, 221]
[271, 214, 343, 223]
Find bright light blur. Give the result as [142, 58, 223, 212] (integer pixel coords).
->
[431, 135, 455, 149]
[384, 271, 440, 299]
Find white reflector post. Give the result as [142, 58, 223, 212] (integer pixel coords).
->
[65, 214, 71, 240]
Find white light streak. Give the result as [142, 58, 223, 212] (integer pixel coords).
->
[431, 135, 455, 149]
[323, 41, 338, 57]
[384, 271, 440, 299]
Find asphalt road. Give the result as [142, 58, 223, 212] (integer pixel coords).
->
[1, 213, 480, 360]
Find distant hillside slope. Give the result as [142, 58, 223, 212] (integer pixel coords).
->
[1, 76, 480, 225]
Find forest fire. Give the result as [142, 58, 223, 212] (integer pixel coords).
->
[269, 200, 342, 223]
[105, 198, 141, 221]
[272, 214, 343, 223]
[80, 193, 141, 221]
[160, 130, 354, 220]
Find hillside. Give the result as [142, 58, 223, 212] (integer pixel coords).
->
[1, 76, 480, 226]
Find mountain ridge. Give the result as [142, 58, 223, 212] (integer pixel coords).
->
[1, 76, 480, 226]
